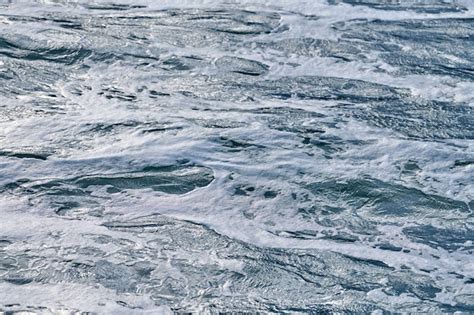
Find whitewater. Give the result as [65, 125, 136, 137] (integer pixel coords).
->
[0, 0, 473, 313]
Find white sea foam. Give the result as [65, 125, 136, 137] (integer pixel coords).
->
[0, 0, 472, 313]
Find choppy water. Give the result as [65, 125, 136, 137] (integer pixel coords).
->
[0, 0, 473, 313]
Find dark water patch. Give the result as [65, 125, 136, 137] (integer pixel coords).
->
[56, 21, 83, 30]
[90, 10, 275, 50]
[43, 15, 85, 30]
[353, 99, 474, 140]
[193, 118, 248, 129]
[343, 255, 394, 270]
[254, 37, 369, 61]
[403, 225, 474, 251]
[328, 0, 467, 13]
[73, 165, 213, 194]
[98, 86, 137, 102]
[142, 126, 183, 133]
[84, 3, 147, 11]
[245, 106, 326, 118]
[272, 229, 320, 240]
[245, 107, 332, 140]
[305, 177, 470, 224]
[153, 9, 281, 35]
[0, 59, 70, 97]
[304, 135, 375, 156]
[452, 159, 474, 168]
[377, 243, 403, 252]
[216, 56, 269, 76]
[149, 90, 171, 98]
[322, 232, 359, 243]
[255, 76, 406, 102]
[385, 278, 442, 300]
[3, 277, 33, 285]
[439, 302, 474, 314]
[160, 56, 194, 71]
[264, 190, 278, 199]
[0, 151, 49, 160]
[333, 18, 474, 80]
[260, 18, 474, 80]
[0, 35, 92, 66]
[84, 121, 144, 134]
[83, 8, 279, 48]
[0, 239, 12, 248]
[234, 185, 256, 196]
[82, 120, 183, 135]
[402, 160, 421, 173]
[121, 52, 159, 62]
[93, 260, 141, 292]
[3, 164, 214, 216]
[158, 75, 407, 103]
[217, 136, 265, 153]
[273, 229, 359, 243]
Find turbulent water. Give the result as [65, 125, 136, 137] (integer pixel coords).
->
[0, 0, 473, 313]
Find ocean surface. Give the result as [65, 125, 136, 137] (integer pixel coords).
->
[0, 0, 473, 313]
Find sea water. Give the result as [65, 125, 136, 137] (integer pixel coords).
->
[0, 0, 473, 313]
